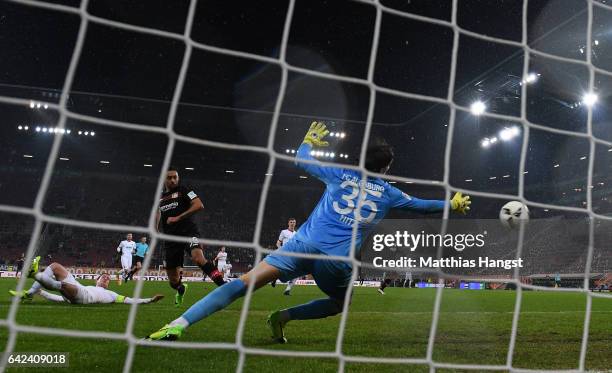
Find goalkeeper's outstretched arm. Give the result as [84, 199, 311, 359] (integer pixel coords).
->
[295, 121, 340, 183]
[390, 188, 471, 215]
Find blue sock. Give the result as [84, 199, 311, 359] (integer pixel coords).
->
[182, 279, 247, 325]
[286, 298, 343, 320]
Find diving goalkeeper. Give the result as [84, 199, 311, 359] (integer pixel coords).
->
[147, 121, 470, 342]
[10, 256, 163, 305]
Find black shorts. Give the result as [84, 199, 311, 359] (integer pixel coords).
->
[132, 255, 144, 265]
[164, 236, 201, 269]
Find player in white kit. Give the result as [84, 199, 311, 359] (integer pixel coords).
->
[9, 257, 163, 305]
[116, 233, 137, 285]
[277, 218, 297, 296]
[215, 247, 228, 274]
[223, 262, 232, 281]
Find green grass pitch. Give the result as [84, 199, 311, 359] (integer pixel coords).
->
[0, 278, 611, 372]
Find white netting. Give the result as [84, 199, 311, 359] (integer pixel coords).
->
[0, 0, 611, 372]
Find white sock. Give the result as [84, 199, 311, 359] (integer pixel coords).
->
[39, 290, 65, 303]
[286, 282, 293, 291]
[29, 266, 54, 295]
[27, 281, 42, 296]
[34, 272, 62, 290]
[169, 316, 190, 328]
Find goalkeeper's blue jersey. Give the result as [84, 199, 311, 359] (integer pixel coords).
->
[294, 143, 446, 257]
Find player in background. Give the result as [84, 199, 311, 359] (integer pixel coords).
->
[10, 256, 163, 305]
[15, 253, 24, 278]
[277, 218, 298, 296]
[116, 233, 136, 285]
[126, 236, 149, 281]
[378, 278, 392, 295]
[215, 247, 228, 274]
[157, 167, 224, 307]
[223, 261, 232, 282]
[403, 271, 413, 288]
[147, 121, 471, 342]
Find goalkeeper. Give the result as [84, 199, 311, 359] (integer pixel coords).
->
[147, 121, 471, 342]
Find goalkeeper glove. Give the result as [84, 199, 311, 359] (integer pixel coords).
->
[302, 121, 330, 147]
[450, 192, 471, 214]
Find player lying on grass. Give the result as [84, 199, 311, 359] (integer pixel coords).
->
[147, 121, 471, 342]
[10, 256, 163, 305]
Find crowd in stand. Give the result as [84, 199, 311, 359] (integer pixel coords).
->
[2, 169, 611, 278]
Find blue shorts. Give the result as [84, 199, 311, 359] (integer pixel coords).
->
[264, 239, 353, 300]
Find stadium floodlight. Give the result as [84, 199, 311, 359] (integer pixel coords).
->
[324, 152, 330, 157]
[580, 156, 587, 160]
[582, 92, 598, 107]
[66, 129, 71, 134]
[330, 152, 335, 158]
[42, 127, 48, 133]
[43, 104, 48, 109]
[36, 103, 41, 109]
[470, 100, 486, 115]
[184, 167, 194, 170]
[60, 128, 65, 134]
[23, 154, 33, 158]
[465, 179, 472, 182]
[99, 160, 110, 164]
[35, 127, 41, 132]
[299, 175, 308, 179]
[59, 157, 69, 161]
[90, 131, 95, 136]
[503, 174, 510, 178]
[265, 173, 273, 176]
[24, 126, 29, 130]
[18, 125, 22, 130]
[553, 164, 560, 168]
[225, 170, 235, 173]
[340, 132, 346, 138]
[329, 132, 335, 137]
[286, 149, 290, 153]
[310, 150, 315, 156]
[481, 138, 491, 148]
[143, 164, 152, 167]
[525, 73, 539, 84]
[489, 137, 498, 144]
[489, 176, 496, 180]
[595, 39, 599, 46]
[499, 126, 520, 141]
[29, 101, 35, 109]
[84, 131, 89, 136]
[78, 131, 82, 135]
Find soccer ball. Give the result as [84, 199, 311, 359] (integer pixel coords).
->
[499, 201, 530, 229]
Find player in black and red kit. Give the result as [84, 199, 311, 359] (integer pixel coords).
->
[157, 167, 225, 307]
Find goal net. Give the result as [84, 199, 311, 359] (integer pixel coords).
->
[0, 0, 611, 372]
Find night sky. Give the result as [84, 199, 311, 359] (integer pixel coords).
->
[0, 0, 610, 237]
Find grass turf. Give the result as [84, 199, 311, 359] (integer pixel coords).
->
[0, 278, 611, 372]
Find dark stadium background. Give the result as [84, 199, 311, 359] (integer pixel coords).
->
[0, 0, 610, 277]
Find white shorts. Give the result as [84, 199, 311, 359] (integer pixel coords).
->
[217, 262, 226, 273]
[61, 273, 91, 304]
[121, 255, 132, 271]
